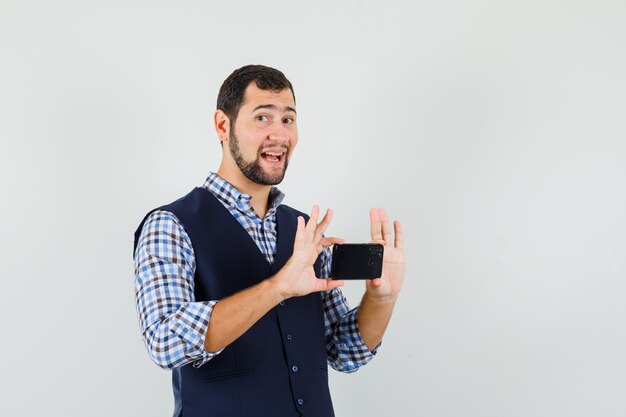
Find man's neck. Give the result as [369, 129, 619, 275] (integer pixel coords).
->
[216, 165, 272, 219]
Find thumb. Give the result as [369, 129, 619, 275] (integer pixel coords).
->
[321, 237, 345, 247]
[320, 278, 344, 291]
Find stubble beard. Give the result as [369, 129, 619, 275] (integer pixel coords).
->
[228, 128, 290, 186]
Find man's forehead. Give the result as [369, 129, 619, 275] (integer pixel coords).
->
[241, 83, 295, 111]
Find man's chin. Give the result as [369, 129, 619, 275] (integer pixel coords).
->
[235, 157, 289, 186]
[258, 162, 288, 184]
[260, 172, 286, 186]
[244, 168, 287, 186]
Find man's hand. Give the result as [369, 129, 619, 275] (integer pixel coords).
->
[365, 208, 405, 304]
[272, 205, 345, 299]
[205, 205, 343, 352]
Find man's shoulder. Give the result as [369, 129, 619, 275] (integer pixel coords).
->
[134, 188, 207, 247]
[140, 187, 223, 223]
[161, 187, 209, 211]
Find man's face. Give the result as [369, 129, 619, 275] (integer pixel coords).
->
[226, 83, 298, 185]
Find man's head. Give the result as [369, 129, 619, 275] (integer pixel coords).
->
[215, 65, 297, 186]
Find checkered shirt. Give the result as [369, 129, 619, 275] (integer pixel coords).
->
[133, 172, 377, 372]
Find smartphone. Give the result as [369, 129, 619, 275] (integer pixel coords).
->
[330, 243, 384, 280]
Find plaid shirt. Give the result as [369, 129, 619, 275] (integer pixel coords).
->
[134, 172, 377, 373]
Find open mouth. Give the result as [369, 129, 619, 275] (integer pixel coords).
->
[260, 151, 285, 164]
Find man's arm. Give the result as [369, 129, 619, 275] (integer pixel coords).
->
[356, 294, 396, 351]
[202, 278, 283, 352]
[134, 210, 219, 369]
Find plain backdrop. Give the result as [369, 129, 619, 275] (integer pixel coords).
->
[1, 0, 625, 416]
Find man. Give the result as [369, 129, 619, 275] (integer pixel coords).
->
[133, 65, 405, 417]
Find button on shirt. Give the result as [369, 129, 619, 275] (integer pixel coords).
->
[134, 172, 377, 372]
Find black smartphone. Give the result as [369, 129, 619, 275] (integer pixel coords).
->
[330, 243, 384, 280]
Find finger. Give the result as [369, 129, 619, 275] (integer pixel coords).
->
[394, 220, 404, 250]
[305, 205, 320, 236]
[313, 209, 333, 243]
[379, 208, 393, 247]
[320, 237, 345, 247]
[317, 237, 344, 254]
[295, 216, 306, 243]
[370, 208, 383, 242]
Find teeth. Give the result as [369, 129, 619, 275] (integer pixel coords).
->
[265, 152, 282, 156]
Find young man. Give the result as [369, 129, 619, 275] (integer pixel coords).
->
[133, 65, 405, 417]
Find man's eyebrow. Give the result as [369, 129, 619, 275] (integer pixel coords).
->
[251, 104, 297, 115]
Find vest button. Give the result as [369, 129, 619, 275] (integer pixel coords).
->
[297, 398, 304, 406]
[286, 334, 293, 341]
[292, 365, 299, 373]
[279, 301, 285, 307]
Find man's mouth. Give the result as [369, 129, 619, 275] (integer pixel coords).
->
[260, 151, 285, 163]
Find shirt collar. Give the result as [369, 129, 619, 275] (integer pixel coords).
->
[201, 172, 285, 217]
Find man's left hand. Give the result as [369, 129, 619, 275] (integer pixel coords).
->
[365, 208, 405, 304]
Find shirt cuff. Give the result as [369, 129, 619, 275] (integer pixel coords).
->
[169, 300, 223, 368]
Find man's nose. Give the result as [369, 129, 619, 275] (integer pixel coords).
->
[267, 123, 291, 143]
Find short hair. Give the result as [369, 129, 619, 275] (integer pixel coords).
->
[216, 64, 295, 124]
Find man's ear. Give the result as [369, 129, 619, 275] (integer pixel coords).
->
[214, 109, 230, 144]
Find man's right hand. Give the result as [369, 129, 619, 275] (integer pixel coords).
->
[204, 205, 343, 353]
[271, 205, 345, 299]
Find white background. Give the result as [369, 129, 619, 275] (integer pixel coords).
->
[1, 0, 625, 416]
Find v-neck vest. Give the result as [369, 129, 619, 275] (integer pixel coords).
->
[134, 187, 335, 417]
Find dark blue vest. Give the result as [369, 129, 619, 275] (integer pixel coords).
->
[134, 187, 335, 417]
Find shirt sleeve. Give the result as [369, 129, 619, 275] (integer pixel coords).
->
[319, 246, 380, 373]
[133, 210, 222, 369]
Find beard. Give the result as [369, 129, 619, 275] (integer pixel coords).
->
[228, 128, 290, 186]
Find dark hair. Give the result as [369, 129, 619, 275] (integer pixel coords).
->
[216, 65, 295, 124]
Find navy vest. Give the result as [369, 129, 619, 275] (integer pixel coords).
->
[134, 187, 335, 417]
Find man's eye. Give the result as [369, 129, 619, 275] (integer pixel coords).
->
[284, 117, 295, 124]
[256, 115, 269, 122]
